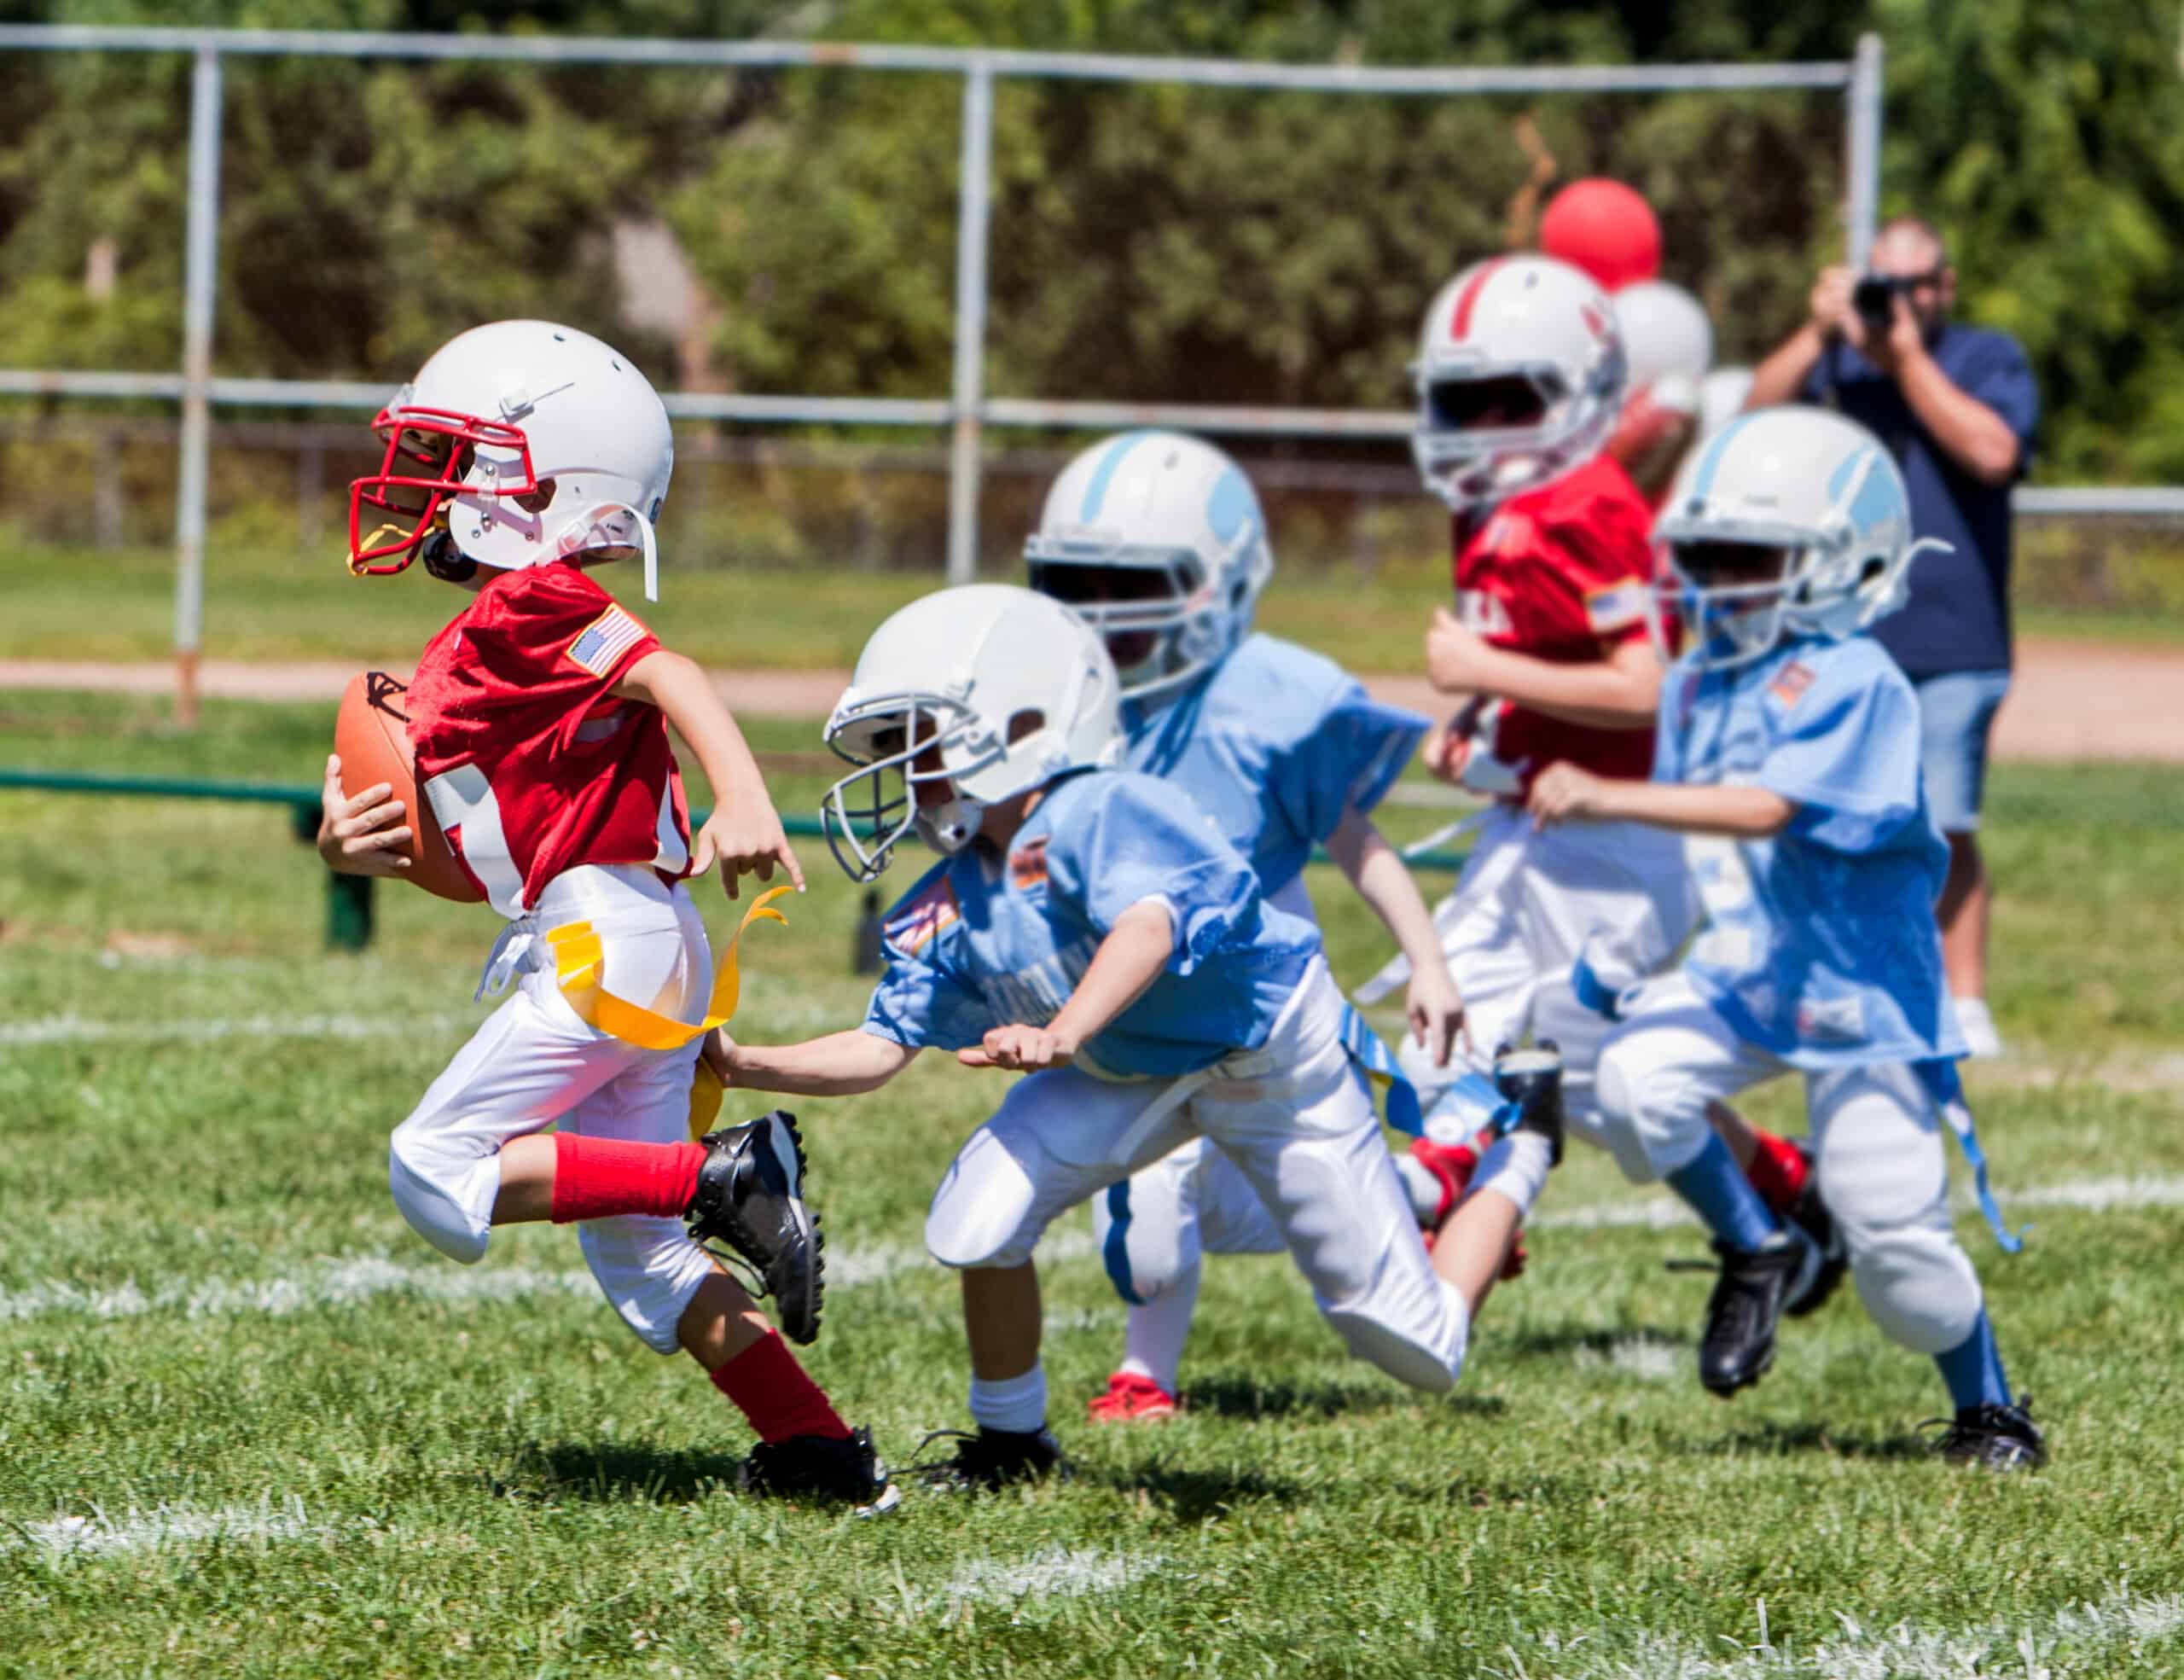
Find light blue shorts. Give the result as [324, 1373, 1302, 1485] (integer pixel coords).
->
[1913, 669, 2011, 834]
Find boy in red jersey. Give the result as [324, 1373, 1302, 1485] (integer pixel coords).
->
[1374, 258, 1835, 1294]
[317, 320, 896, 1513]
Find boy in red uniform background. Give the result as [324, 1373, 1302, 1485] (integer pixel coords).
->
[318, 319, 897, 1513]
[1369, 259, 1836, 1293]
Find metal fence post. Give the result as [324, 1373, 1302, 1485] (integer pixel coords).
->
[944, 60, 995, 585]
[173, 42, 224, 726]
[1844, 32, 1883, 268]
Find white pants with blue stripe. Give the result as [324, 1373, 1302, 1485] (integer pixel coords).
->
[926, 959, 1472, 1392]
[1596, 974, 1984, 1355]
[386, 865, 720, 1356]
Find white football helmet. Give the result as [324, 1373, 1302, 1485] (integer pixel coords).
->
[1023, 430, 1274, 702]
[1655, 405, 1945, 670]
[1410, 254, 1628, 513]
[1612, 280, 1714, 388]
[821, 584, 1125, 881]
[348, 319, 676, 601]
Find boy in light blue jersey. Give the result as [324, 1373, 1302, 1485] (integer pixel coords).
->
[1026, 429, 1492, 1422]
[1527, 407, 2042, 1470]
[711, 584, 1566, 1488]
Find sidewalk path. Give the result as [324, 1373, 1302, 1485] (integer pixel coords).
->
[3, 637, 2179, 762]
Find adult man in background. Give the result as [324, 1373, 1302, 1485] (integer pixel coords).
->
[1744, 217, 2038, 1056]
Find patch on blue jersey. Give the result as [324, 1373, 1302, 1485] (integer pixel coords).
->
[1768, 660, 1815, 709]
[1008, 839, 1050, 891]
[885, 876, 960, 953]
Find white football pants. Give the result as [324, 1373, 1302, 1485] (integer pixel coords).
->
[386, 864, 718, 1355]
[1395, 805, 1696, 1153]
[1595, 974, 1984, 1355]
[928, 959, 1472, 1393]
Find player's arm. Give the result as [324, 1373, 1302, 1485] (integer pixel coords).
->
[1527, 762, 1793, 838]
[1426, 609, 1660, 728]
[711, 1026, 918, 1096]
[963, 898, 1175, 1073]
[613, 649, 805, 898]
[1324, 808, 1465, 1066]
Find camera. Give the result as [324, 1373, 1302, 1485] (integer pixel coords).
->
[1852, 274, 1907, 335]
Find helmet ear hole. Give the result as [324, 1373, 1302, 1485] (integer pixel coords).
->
[1006, 708, 1047, 746]
[514, 478, 556, 515]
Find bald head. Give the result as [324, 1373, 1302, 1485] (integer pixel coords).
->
[1870, 216, 1954, 334]
[1873, 217, 1946, 271]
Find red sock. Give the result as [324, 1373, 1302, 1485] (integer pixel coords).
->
[1743, 1130, 1811, 1215]
[549, 1132, 706, 1224]
[711, 1331, 851, 1445]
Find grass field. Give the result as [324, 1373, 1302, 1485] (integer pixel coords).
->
[4, 541, 2181, 676]
[6, 692, 2184, 1677]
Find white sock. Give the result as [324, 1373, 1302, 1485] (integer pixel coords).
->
[1472, 1131, 1553, 1219]
[968, 1363, 1048, 1435]
[1116, 1265, 1199, 1397]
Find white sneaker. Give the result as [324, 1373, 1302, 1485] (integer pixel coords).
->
[1954, 996, 2004, 1059]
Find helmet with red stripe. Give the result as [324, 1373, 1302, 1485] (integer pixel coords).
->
[1410, 255, 1628, 514]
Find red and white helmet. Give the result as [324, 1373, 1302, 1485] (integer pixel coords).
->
[1410, 255, 1628, 514]
[347, 320, 675, 601]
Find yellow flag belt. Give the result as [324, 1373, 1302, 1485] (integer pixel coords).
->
[539, 882, 793, 1139]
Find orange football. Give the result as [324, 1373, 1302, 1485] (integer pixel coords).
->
[331, 671, 485, 904]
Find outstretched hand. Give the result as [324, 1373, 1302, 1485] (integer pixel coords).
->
[958, 1023, 1077, 1072]
[690, 805, 806, 901]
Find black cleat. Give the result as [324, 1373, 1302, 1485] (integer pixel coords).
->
[1782, 1154, 1848, 1318]
[1690, 1229, 1816, 1398]
[741, 1426, 903, 1515]
[1493, 1042, 1566, 1166]
[1929, 1400, 2047, 1472]
[910, 1425, 1068, 1491]
[686, 1110, 824, 1345]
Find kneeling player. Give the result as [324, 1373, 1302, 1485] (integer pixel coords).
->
[711, 585, 1564, 1487]
[1529, 406, 2042, 1469]
[321, 320, 896, 1511]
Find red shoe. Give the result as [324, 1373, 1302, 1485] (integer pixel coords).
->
[1412, 1137, 1528, 1280]
[1086, 1372, 1179, 1425]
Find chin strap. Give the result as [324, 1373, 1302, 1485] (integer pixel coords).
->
[555, 501, 661, 602]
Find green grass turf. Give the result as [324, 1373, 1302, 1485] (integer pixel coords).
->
[7, 541, 2182, 675]
[4, 695, 2184, 1677]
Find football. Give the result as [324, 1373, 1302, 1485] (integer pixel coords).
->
[331, 671, 485, 903]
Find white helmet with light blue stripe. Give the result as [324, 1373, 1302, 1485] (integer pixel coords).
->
[1025, 430, 1274, 702]
[1655, 405, 1945, 670]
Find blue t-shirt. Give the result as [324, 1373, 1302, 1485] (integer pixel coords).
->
[1800, 325, 2038, 677]
[860, 770, 1320, 1079]
[1656, 634, 1966, 1070]
[1124, 634, 1430, 897]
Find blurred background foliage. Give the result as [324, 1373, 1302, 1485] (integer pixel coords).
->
[0, 0, 2176, 602]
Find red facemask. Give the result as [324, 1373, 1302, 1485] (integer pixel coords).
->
[346, 405, 540, 576]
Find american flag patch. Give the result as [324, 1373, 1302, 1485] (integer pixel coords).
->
[1769, 661, 1816, 708]
[885, 877, 960, 954]
[1585, 581, 1648, 633]
[566, 604, 648, 678]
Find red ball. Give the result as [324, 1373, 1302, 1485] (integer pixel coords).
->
[1540, 178, 1662, 293]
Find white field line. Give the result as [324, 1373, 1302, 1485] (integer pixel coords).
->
[1572, 1335, 1682, 1381]
[0, 1011, 476, 1047]
[10, 1496, 311, 1560]
[0, 1229, 1094, 1328]
[1534, 1174, 2184, 1235]
[889, 1545, 1168, 1619]
[1500, 1584, 2184, 1680]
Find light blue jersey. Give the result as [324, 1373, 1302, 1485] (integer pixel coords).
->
[1657, 633, 1966, 1071]
[1124, 633, 1430, 897]
[861, 770, 1320, 1079]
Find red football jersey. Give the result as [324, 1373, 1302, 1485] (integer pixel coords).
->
[407, 563, 690, 916]
[1452, 452, 1658, 794]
